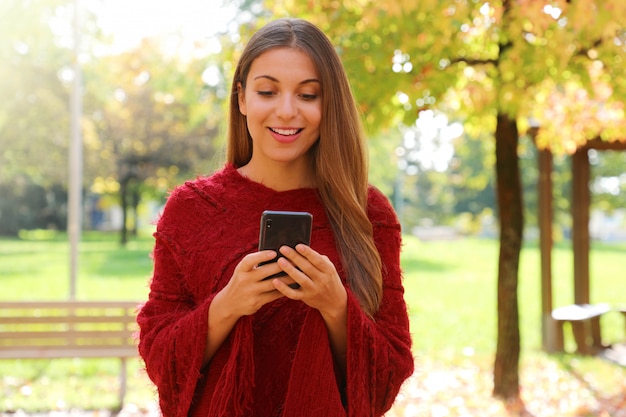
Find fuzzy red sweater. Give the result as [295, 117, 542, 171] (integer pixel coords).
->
[137, 165, 414, 417]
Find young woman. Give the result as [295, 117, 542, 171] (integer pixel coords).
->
[137, 18, 414, 417]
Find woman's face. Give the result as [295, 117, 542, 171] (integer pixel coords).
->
[238, 47, 322, 171]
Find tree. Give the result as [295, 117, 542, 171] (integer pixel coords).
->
[82, 39, 222, 244]
[0, 1, 227, 241]
[0, 0, 100, 235]
[263, 0, 626, 403]
[0, 0, 74, 185]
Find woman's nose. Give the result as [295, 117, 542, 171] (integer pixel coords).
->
[275, 95, 297, 119]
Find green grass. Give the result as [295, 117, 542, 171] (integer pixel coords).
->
[1, 230, 153, 300]
[403, 236, 626, 358]
[1, 231, 625, 412]
[1, 230, 156, 411]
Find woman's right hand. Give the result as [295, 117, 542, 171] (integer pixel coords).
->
[217, 250, 290, 317]
[204, 250, 288, 366]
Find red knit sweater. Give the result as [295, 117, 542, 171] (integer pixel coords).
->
[137, 165, 414, 417]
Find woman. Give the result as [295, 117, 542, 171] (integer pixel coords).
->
[137, 18, 414, 417]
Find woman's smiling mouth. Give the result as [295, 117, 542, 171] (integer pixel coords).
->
[270, 127, 303, 136]
[268, 127, 305, 143]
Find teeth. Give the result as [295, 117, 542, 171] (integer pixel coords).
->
[271, 128, 299, 136]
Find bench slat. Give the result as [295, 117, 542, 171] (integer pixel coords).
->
[0, 300, 142, 410]
[0, 338, 135, 347]
[0, 316, 136, 325]
[0, 301, 140, 309]
[1, 329, 134, 339]
[0, 347, 137, 359]
[0, 301, 139, 356]
[552, 303, 610, 321]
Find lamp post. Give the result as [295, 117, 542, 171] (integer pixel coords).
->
[68, 0, 82, 300]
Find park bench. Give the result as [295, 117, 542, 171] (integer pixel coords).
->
[0, 300, 140, 410]
[551, 303, 611, 355]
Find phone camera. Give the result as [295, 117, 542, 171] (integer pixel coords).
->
[266, 219, 272, 229]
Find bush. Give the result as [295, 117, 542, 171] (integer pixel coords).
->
[0, 178, 67, 236]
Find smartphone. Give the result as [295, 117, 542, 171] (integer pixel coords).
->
[258, 210, 313, 284]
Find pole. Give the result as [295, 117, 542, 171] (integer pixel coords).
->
[68, 0, 82, 300]
[537, 148, 555, 351]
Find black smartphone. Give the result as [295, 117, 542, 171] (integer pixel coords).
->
[258, 210, 312, 284]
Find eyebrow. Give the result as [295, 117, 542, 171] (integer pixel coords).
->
[253, 75, 320, 85]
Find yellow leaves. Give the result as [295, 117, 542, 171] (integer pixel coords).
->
[532, 76, 626, 154]
[263, 0, 626, 145]
[567, 0, 600, 32]
[375, 0, 411, 17]
[91, 176, 120, 194]
[564, 0, 626, 42]
[602, 1, 626, 27]
[450, 73, 497, 116]
[387, 355, 626, 417]
[509, 0, 558, 35]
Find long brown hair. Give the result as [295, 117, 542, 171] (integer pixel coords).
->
[227, 18, 383, 316]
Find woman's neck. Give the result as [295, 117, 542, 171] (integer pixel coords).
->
[237, 161, 315, 191]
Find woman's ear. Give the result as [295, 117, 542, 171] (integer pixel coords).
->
[237, 82, 247, 115]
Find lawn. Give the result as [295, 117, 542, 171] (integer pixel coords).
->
[1, 231, 625, 415]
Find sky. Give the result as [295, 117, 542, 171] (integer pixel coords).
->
[86, 0, 239, 54]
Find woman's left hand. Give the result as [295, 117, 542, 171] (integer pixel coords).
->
[274, 244, 348, 380]
[273, 244, 347, 318]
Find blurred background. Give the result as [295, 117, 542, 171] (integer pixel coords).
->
[1, 0, 625, 416]
[1, 0, 625, 241]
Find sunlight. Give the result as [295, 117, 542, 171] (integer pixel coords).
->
[85, 0, 237, 54]
[543, 4, 562, 20]
[396, 110, 463, 174]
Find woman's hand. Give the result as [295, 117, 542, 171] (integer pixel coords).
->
[218, 250, 294, 317]
[272, 244, 348, 381]
[273, 244, 347, 317]
[203, 250, 295, 367]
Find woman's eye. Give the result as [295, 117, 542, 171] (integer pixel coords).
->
[257, 91, 274, 97]
[300, 94, 318, 101]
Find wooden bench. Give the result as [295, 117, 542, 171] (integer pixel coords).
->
[0, 300, 140, 410]
[551, 303, 610, 354]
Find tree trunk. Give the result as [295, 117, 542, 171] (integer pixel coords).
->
[493, 112, 524, 400]
[131, 183, 140, 237]
[120, 178, 129, 246]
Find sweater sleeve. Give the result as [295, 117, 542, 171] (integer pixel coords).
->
[345, 187, 414, 417]
[136, 190, 212, 417]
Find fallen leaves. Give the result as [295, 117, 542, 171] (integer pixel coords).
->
[386, 354, 626, 417]
[1, 352, 625, 417]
